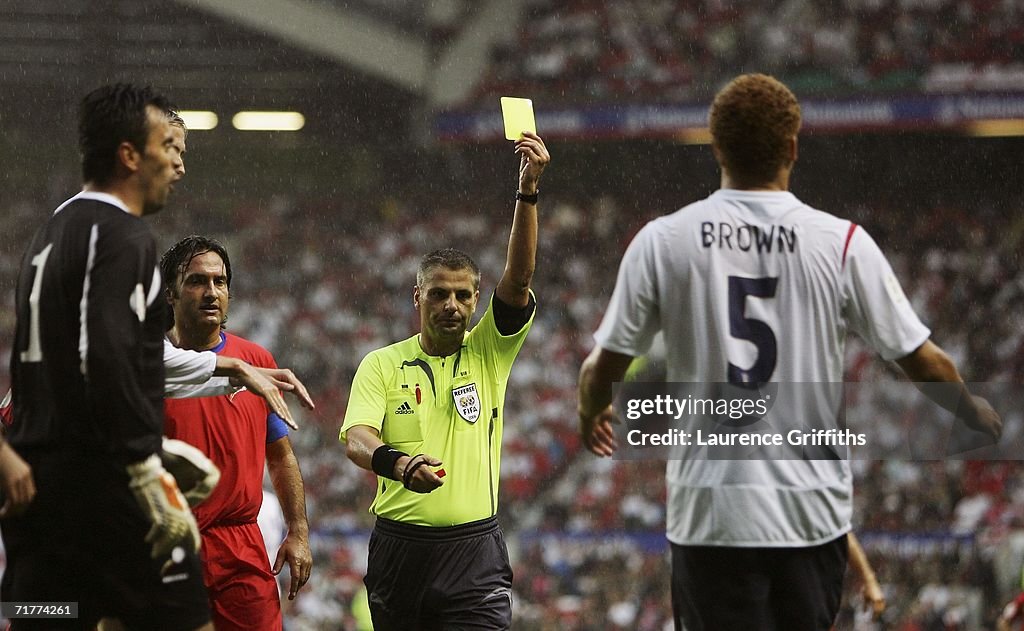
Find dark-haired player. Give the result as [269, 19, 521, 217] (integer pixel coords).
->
[578, 74, 1000, 630]
[4, 83, 211, 630]
[161, 235, 311, 630]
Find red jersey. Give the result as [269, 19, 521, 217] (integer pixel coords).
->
[164, 332, 276, 530]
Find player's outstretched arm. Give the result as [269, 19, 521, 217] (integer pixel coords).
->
[254, 366, 315, 411]
[214, 357, 299, 430]
[895, 339, 1002, 440]
[577, 347, 634, 457]
[164, 346, 314, 427]
[345, 425, 444, 494]
[495, 131, 549, 308]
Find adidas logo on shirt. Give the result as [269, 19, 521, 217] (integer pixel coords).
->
[395, 402, 414, 415]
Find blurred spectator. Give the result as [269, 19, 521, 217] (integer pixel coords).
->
[470, 0, 1024, 105]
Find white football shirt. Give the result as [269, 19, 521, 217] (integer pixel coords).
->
[594, 188, 930, 546]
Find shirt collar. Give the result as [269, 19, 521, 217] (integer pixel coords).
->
[712, 188, 800, 204]
[54, 191, 133, 216]
[210, 331, 228, 353]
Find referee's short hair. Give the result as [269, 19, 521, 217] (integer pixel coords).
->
[709, 74, 801, 187]
[79, 83, 173, 186]
[417, 248, 480, 290]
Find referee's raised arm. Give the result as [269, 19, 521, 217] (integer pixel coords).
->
[495, 131, 549, 309]
[338, 130, 548, 630]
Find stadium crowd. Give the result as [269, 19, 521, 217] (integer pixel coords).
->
[2, 173, 1023, 629]
[0, 1, 1020, 628]
[472, 0, 1024, 104]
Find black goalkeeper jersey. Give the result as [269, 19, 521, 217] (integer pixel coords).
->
[10, 194, 166, 464]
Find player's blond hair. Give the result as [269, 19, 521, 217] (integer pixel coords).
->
[709, 74, 801, 186]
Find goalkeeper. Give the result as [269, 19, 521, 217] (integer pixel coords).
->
[3, 84, 214, 631]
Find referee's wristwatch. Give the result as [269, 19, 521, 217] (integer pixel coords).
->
[516, 190, 539, 204]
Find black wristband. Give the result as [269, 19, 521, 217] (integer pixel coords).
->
[515, 190, 539, 204]
[371, 445, 408, 480]
[403, 454, 429, 489]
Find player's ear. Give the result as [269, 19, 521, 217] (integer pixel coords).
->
[117, 140, 141, 174]
[788, 136, 798, 164]
[413, 285, 421, 309]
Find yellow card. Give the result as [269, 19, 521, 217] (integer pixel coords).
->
[500, 97, 536, 140]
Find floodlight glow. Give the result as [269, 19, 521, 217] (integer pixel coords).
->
[177, 111, 218, 130]
[968, 119, 1024, 137]
[676, 127, 712, 145]
[231, 111, 305, 131]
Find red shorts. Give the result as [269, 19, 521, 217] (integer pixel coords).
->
[201, 522, 282, 631]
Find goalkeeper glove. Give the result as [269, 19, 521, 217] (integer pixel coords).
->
[160, 438, 220, 507]
[127, 454, 200, 570]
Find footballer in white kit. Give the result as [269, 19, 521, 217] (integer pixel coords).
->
[578, 74, 1001, 631]
[595, 188, 929, 548]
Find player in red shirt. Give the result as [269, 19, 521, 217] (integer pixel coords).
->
[160, 235, 312, 631]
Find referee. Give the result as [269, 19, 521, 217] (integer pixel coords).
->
[3, 84, 211, 630]
[340, 131, 549, 629]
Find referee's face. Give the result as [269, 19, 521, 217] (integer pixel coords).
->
[415, 267, 479, 352]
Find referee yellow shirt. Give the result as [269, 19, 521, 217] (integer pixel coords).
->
[340, 293, 534, 526]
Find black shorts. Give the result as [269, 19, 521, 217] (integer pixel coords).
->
[365, 516, 513, 631]
[671, 533, 848, 631]
[1, 448, 210, 631]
